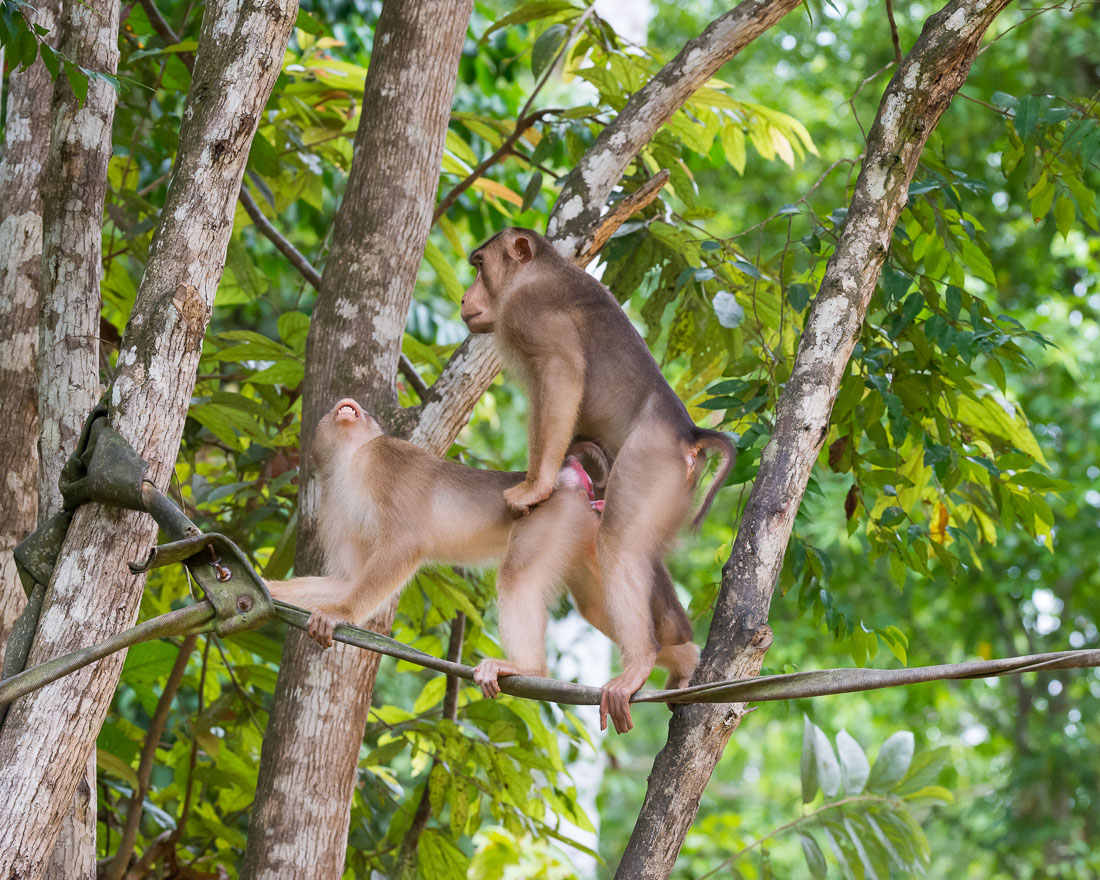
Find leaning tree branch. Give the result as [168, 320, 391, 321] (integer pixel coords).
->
[546, 0, 804, 260]
[412, 0, 802, 453]
[0, 0, 296, 870]
[616, 1, 1015, 877]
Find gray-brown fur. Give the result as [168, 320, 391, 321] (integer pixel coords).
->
[461, 227, 726, 731]
[267, 398, 698, 724]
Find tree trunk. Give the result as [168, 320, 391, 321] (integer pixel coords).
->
[0, 0, 296, 872]
[241, 4, 473, 876]
[33, 0, 122, 872]
[615, 1, 1014, 876]
[0, 0, 58, 660]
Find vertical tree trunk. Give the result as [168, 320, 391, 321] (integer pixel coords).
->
[34, 0, 122, 871]
[0, 0, 297, 872]
[0, 0, 59, 658]
[614, 1, 1014, 876]
[242, 4, 473, 876]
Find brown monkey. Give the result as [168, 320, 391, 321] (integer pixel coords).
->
[266, 398, 698, 731]
[460, 227, 732, 730]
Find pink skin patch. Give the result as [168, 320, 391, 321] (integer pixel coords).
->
[562, 456, 603, 513]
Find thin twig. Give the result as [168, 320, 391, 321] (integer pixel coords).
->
[432, 109, 560, 224]
[392, 612, 467, 879]
[575, 169, 671, 268]
[136, 0, 193, 69]
[884, 0, 902, 62]
[106, 634, 198, 880]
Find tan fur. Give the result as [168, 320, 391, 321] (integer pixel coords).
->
[266, 398, 698, 721]
[460, 228, 727, 732]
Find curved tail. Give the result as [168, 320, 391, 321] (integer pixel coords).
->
[689, 429, 736, 528]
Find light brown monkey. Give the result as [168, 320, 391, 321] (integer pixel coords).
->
[266, 398, 698, 730]
[460, 227, 732, 731]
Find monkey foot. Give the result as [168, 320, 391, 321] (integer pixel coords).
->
[503, 480, 554, 514]
[600, 668, 653, 734]
[473, 659, 531, 698]
[307, 611, 343, 648]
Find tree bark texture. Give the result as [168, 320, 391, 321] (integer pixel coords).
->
[412, 0, 801, 454]
[33, 0, 122, 873]
[36, 0, 118, 520]
[615, 2, 1014, 876]
[241, 3, 472, 878]
[0, 0, 59, 661]
[0, 0, 296, 872]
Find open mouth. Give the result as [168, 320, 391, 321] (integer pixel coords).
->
[333, 399, 360, 421]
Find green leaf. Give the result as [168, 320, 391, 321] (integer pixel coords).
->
[412, 675, 447, 714]
[277, 312, 310, 353]
[866, 730, 915, 792]
[712, 291, 744, 328]
[720, 123, 747, 174]
[788, 283, 812, 311]
[1013, 95, 1039, 139]
[124, 640, 183, 684]
[878, 506, 906, 527]
[801, 715, 818, 803]
[531, 23, 567, 79]
[896, 745, 950, 794]
[64, 61, 89, 107]
[800, 832, 828, 879]
[902, 784, 955, 804]
[424, 238, 466, 302]
[1054, 195, 1075, 239]
[836, 730, 870, 794]
[480, 1, 578, 42]
[521, 171, 543, 212]
[248, 360, 305, 387]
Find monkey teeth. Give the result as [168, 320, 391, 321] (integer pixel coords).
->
[337, 405, 357, 417]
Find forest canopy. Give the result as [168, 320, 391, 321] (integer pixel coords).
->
[0, 0, 1098, 877]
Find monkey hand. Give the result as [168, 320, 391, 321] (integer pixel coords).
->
[599, 669, 651, 734]
[503, 479, 554, 514]
[307, 610, 344, 649]
[473, 659, 509, 698]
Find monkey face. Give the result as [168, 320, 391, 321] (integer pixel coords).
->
[461, 229, 537, 333]
[313, 398, 382, 471]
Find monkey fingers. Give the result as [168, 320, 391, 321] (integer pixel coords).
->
[502, 479, 554, 514]
[472, 658, 531, 699]
[599, 685, 635, 735]
[306, 610, 343, 648]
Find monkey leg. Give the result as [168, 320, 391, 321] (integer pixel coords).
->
[596, 430, 695, 733]
[476, 492, 594, 698]
[649, 560, 698, 690]
[266, 551, 419, 648]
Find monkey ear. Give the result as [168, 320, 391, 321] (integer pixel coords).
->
[511, 235, 534, 263]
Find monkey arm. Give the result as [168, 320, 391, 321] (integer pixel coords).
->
[503, 318, 586, 513]
[504, 356, 585, 512]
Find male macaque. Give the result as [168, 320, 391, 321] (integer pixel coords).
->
[460, 228, 733, 728]
[266, 398, 698, 733]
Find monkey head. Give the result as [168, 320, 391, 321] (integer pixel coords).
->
[312, 397, 383, 476]
[460, 227, 542, 333]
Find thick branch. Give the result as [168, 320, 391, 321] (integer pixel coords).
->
[616, 1, 1015, 877]
[547, 0, 802, 260]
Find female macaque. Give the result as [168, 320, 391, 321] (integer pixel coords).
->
[267, 398, 698, 733]
[460, 228, 733, 727]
